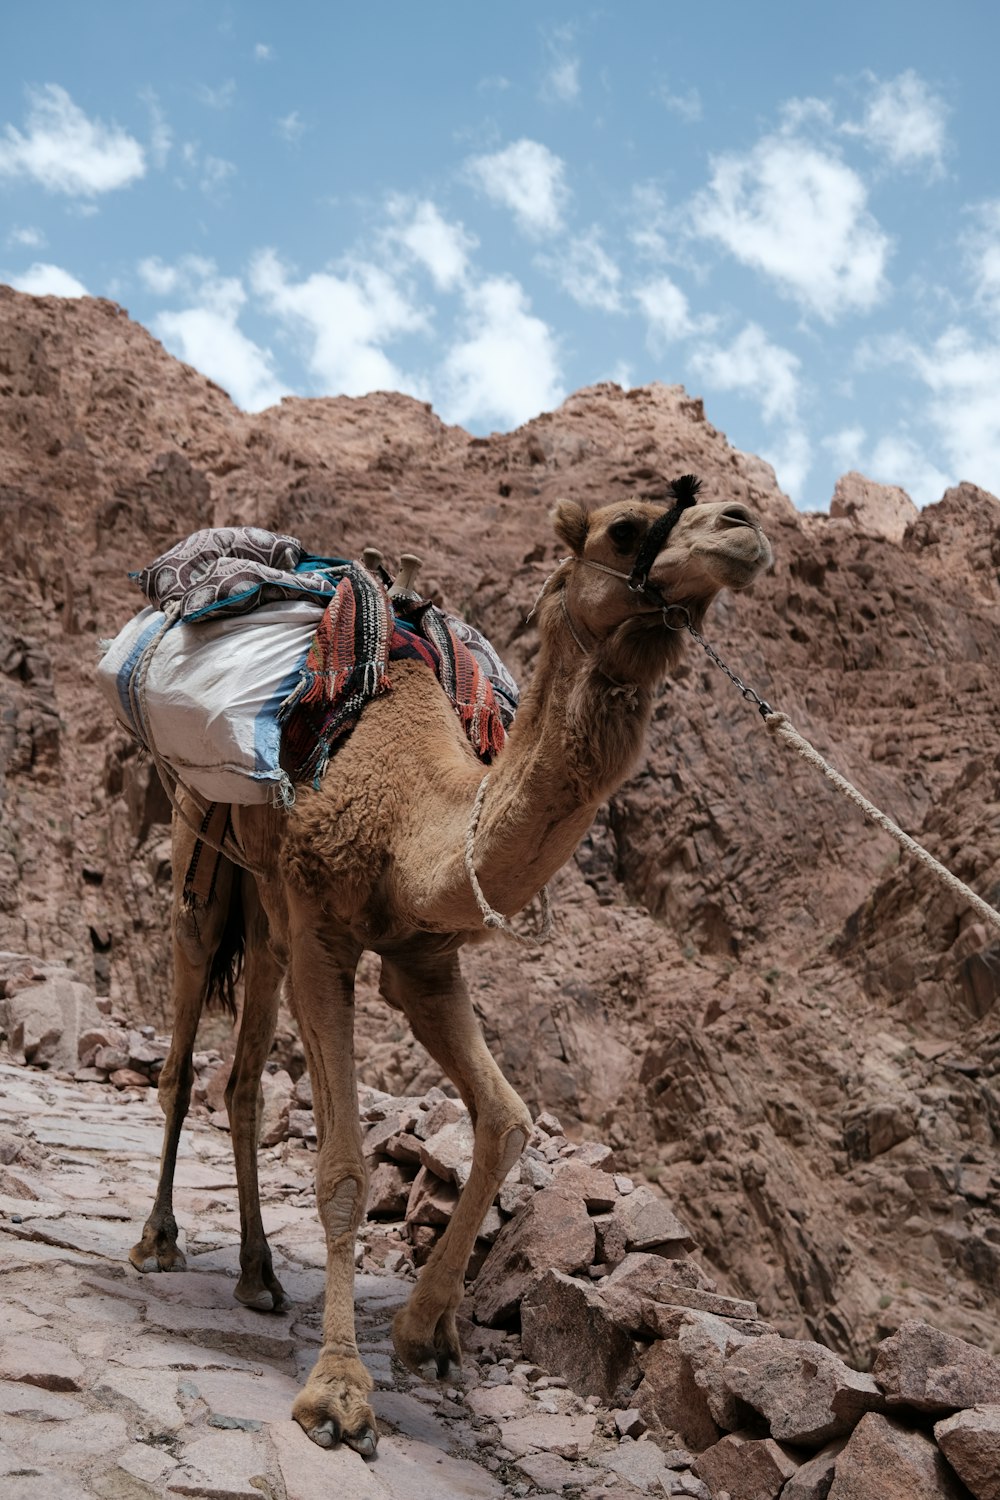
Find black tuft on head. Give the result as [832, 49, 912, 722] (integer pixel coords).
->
[670, 474, 703, 506]
[628, 472, 703, 592]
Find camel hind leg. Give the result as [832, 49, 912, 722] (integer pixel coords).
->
[226, 869, 287, 1312]
[130, 811, 238, 1274]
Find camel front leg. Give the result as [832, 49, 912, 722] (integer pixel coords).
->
[381, 949, 532, 1376]
[285, 903, 376, 1458]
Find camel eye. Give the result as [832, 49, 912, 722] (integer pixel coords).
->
[608, 519, 641, 552]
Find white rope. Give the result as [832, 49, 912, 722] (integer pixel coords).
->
[464, 774, 554, 944]
[765, 711, 1000, 936]
[133, 604, 266, 880]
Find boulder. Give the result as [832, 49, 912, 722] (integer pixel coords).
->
[692, 1431, 800, 1498]
[934, 1404, 1000, 1500]
[677, 1311, 764, 1433]
[611, 1186, 695, 1254]
[636, 1339, 721, 1453]
[259, 1069, 294, 1147]
[0, 966, 102, 1071]
[723, 1335, 885, 1445]
[830, 472, 918, 544]
[549, 1160, 618, 1211]
[780, 1438, 846, 1500]
[473, 1184, 595, 1326]
[366, 1161, 413, 1218]
[873, 1320, 1000, 1414]
[521, 1269, 643, 1406]
[405, 1166, 459, 1227]
[827, 1412, 968, 1498]
[418, 1115, 475, 1188]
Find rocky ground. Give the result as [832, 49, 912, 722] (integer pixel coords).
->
[1, 287, 1000, 1401]
[3, 1047, 1000, 1500]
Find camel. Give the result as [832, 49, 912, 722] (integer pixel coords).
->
[127, 483, 772, 1458]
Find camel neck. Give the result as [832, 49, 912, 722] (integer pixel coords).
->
[465, 597, 655, 919]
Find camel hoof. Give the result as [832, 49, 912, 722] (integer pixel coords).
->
[234, 1280, 287, 1314]
[128, 1236, 186, 1274]
[293, 1352, 377, 1460]
[392, 1305, 462, 1379]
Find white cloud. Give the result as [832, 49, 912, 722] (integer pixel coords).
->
[630, 183, 672, 261]
[465, 139, 569, 238]
[250, 248, 426, 397]
[439, 275, 563, 429]
[255, 43, 273, 62]
[690, 323, 810, 497]
[6, 225, 45, 248]
[689, 323, 801, 424]
[845, 70, 948, 176]
[867, 433, 950, 506]
[276, 111, 307, 143]
[963, 200, 1000, 325]
[8, 261, 87, 297]
[540, 229, 622, 312]
[654, 80, 702, 123]
[197, 80, 236, 111]
[635, 275, 712, 344]
[150, 260, 285, 412]
[387, 198, 476, 290]
[141, 88, 172, 169]
[0, 84, 145, 197]
[690, 134, 891, 321]
[761, 426, 812, 498]
[541, 25, 580, 104]
[821, 425, 866, 472]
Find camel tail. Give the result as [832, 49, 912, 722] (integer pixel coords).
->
[206, 871, 244, 1018]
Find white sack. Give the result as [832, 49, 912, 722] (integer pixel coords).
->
[97, 600, 326, 805]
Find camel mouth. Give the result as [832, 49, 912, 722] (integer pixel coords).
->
[689, 526, 772, 588]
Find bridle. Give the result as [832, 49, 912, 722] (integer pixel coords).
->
[557, 473, 706, 698]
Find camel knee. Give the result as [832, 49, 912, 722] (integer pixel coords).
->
[318, 1174, 365, 1244]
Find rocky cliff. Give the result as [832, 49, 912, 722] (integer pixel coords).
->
[1, 286, 998, 1369]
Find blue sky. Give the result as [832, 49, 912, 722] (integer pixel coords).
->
[2, 1, 999, 510]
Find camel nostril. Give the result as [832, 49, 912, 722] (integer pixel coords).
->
[718, 505, 756, 529]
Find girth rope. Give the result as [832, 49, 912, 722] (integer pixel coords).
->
[465, 774, 553, 945]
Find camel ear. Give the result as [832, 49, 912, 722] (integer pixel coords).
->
[552, 499, 589, 555]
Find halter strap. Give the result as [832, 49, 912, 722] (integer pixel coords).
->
[627, 474, 702, 592]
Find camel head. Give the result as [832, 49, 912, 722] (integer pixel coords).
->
[548, 479, 772, 684]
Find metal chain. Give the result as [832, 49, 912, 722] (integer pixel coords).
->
[662, 605, 774, 718]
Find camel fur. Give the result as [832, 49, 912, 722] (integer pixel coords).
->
[128, 491, 772, 1458]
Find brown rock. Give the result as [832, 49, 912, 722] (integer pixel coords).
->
[473, 1184, 596, 1326]
[521, 1269, 643, 1405]
[600, 1253, 720, 1337]
[830, 471, 918, 544]
[873, 1320, 1000, 1414]
[723, 1335, 886, 1445]
[934, 1404, 1000, 1500]
[636, 1338, 721, 1453]
[677, 1311, 764, 1432]
[259, 1068, 294, 1146]
[692, 1431, 800, 1498]
[1, 970, 102, 1071]
[366, 1161, 412, 1218]
[828, 1412, 968, 1498]
[549, 1160, 618, 1211]
[418, 1115, 475, 1188]
[612, 1186, 695, 1254]
[405, 1165, 459, 1227]
[566, 1140, 616, 1172]
[775, 1439, 846, 1500]
[0, 1335, 84, 1390]
[109, 1066, 152, 1088]
[593, 1211, 629, 1267]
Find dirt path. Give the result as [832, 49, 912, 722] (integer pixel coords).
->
[0, 1061, 694, 1499]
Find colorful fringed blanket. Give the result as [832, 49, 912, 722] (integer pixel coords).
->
[278, 567, 508, 783]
